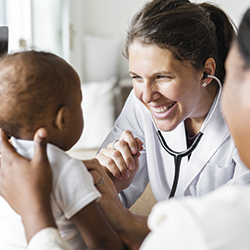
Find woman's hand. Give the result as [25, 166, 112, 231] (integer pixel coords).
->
[96, 130, 143, 193]
[83, 158, 125, 230]
[84, 158, 149, 242]
[119, 231, 142, 250]
[0, 128, 57, 242]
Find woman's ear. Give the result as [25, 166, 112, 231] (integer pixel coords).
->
[201, 57, 216, 86]
[54, 106, 69, 132]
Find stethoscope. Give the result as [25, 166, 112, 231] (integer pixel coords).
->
[150, 72, 222, 198]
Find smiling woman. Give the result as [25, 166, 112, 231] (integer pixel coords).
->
[95, 0, 250, 242]
[128, 43, 216, 135]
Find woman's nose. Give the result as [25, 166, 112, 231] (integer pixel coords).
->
[142, 81, 159, 103]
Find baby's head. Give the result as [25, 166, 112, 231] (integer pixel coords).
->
[0, 50, 83, 151]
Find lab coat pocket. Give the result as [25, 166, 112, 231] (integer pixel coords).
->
[196, 162, 235, 196]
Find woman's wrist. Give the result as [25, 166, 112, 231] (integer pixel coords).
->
[122, 208, 150, 241]
[22, 201, 57, 243]
[112, 202, 150, 241]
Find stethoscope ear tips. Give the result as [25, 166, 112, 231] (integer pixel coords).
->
[202, 72, 208, 79]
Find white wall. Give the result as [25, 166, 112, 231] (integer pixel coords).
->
[83, 0, 250, 36]
[73, 0, 250, 81]
[83, 0, 150, 78]
[193, 0, 250, 26]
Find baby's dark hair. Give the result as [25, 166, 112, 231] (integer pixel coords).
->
[0, 50, 79, 138]
[237, 8, 250, 68]
[124, 0, 236, 82]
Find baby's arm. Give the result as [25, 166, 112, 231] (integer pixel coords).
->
[72, 200, 124, 250]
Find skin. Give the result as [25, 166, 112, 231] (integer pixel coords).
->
[221, 42, 250, 168]
[46, 79, 124, 249]
[34, 71, 84, 152]
[0, 128, 56, 243]
[113, 39, 250, 250]
[0, 62, 124, 249]
[53, 72, 84, 151]
[0, 128, 149, 248]
[1, 41, 250, 250]
[94, 42, 220, 246]
[97, 41, 217, 185]
[3, 68, 84, 153]
[129, 42, 216, 135]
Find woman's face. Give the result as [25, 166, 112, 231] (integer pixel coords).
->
[129, 42, 208, 132]
[222, 43, 250, 168]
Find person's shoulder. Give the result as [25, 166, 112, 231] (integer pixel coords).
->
[189, 186, 250, 209]
[146, 186, 250, 250]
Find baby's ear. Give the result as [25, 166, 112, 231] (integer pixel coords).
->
[54, 106, 69, 132]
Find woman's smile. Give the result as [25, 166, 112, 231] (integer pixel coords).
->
[129, 42, 213, 132]
[150, 101, 177, 119]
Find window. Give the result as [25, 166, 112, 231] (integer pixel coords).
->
[0, 0, 63, 56]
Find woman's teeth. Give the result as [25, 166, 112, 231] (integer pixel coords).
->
[154, 102, 176, 113]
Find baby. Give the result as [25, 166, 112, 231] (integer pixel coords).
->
[0, 51, 124, 250]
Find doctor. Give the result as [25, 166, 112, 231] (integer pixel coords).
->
[97, 0, 249, 202]
[95, 0, 250, 231]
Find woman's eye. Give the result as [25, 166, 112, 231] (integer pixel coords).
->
[131, 75, 142, 80]
[157, 75, 171, 79]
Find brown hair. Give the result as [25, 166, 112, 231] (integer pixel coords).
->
[0, 50, 79, 138]
[124, 0, 236, 82]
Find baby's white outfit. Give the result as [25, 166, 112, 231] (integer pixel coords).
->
[0, 138, 101, 250]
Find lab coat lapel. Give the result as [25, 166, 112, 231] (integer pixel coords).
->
[182, 100, 230, 191]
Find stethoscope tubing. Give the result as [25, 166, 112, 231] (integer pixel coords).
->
[150, 75, 222, 198]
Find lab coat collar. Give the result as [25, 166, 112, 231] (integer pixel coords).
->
[183, 99, 230, 192]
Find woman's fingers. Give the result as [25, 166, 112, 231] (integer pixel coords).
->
[83, 158, 117, 195]
[113, 139, 136, 171]
[119, 131, 143, 172]
[120, 130, 139, 155]
[0, 128, 52, 217]
[95, 130, 143, 193]
[90, 169, 103, 186]
[97, 130, 143, 180]
[32, 128, 49, 166]
[96, 146, 129, 180]
[0, 129, 18, 165]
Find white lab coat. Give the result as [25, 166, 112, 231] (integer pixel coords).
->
[99, 90, 250, 207]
